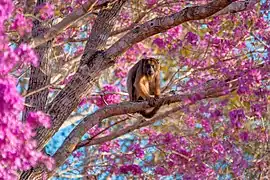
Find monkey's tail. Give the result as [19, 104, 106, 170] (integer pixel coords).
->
[139, 106, 161, 119]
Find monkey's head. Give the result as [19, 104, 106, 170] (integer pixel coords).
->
[142, 58, 160, 76]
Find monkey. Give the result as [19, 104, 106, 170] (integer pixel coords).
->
[127, 58, 161, 118]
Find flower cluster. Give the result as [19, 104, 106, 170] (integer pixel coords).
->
[37, 3, 54, 20]
[89, 84, 121, 107]
[0, 0, 54, 178]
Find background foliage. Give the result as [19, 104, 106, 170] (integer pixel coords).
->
[0, 0, 269, 179]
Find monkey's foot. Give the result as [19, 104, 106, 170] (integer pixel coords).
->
[147, 97, 157, 107]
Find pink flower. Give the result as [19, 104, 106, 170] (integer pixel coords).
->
[119, 164, 142, 175]
[10, 14, 32, 36]
[15, 44, 38, 66]
[155, 166, 169, 175]
[89, 84, 121, 107]
[26, 111, 51, 128]
[239, 131, 249, 142]
[213, 143, 225, 154]
[201, 119, 212, 133]
[146, 0, 157, 7]
[129, 144, 144, 158]
[37, 3, 54, 20]
[186, 32, 198, 46]
[153, 38, 166, 48]
[229, 109, 246, 128]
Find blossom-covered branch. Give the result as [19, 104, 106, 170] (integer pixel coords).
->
[38, 0, 234, 154]
[48, 77, 239, 177]
[30, 0, 113, 48]
[105, 0, 234, 58]
[213, 0, 258, 16]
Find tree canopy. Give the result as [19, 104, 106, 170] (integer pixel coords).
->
[0, 0, 269, 179]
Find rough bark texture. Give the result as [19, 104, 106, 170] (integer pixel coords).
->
[22, 42, 52, 121]
[37, 0, 233, 151]
[19, 0, 127, 179]
[48, 0, 234, 176]
[24, 0, 37, 14]
[106, 0, 234, 58]
[20, 0, 52, 179]
[22, 0, 52, 123]
[213, 0, 258, 16]
[30, 0, 113, 48]
[22, 1, 52, 120]
[35, 0, 127, 151]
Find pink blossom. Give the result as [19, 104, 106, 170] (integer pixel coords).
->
[27, 111, 51, 128]
[10, 13, 33, 36]
[146, 0, 157, 7]
[155, 166, 169, 175]
[37, 3, 54, 20]
[186, 32, 198, 46]
[229, 109, 246, 128]
[153, 38, 166, 48]
[15, 43, 38, 66]
[201, 119, 212, 133]
[129, 144, 144, 158]
[119, 164, 142, 175]
[239, 131, 249, 142]
[90, 84, 121, 107]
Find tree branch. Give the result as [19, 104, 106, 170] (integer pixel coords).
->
[52, 61, 270, 173]
[75, 105, 187, 149]
[49, 77, 238, 177]
[19, 1, 128, 180]
[30, 0, 113, 48]
[213, 0, 258, 16]
[27, 0, 234, 169]
[105, 0, 234, 59]
[33, 0, 128, 152]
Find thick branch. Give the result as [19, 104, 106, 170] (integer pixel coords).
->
[32, 0, 233, 166]
[22, 0, 52, 121]
[213, 0, 258, 16]
[19, 1, 127, 180]
[35, 0, 127, 151]
[23, 0, 37, 14]
[106, 0, 233, 58]
[50, 78, 238, 177]
[30, 0, 113, 48]
[76, 105, 187, 149]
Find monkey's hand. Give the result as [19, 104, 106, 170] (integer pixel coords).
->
[147, 96, 158, 107]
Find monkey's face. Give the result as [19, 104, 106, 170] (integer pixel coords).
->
[143, 58, 160, 76]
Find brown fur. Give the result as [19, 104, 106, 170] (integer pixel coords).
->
[127, 58, 161, 118]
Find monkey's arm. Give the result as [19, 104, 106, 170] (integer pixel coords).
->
[127, 63, 140, 101]
[154, 72, 161, 98]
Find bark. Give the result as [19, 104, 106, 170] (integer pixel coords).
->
[49, 74, 239, 178]
[77, 105, 187, 147]
[23, 0, 37, 14]
[30, 0, 113, 48]
[36, 0, 233, 152]
[22, 0, 52, 121]
[51, 62, 267, 176]
[106, 0, 234, 58]
[20, 0, 52, 179]
[19, 0, 127, 179]
[213, 0, 258, 16]
[34, 0, 127, 151]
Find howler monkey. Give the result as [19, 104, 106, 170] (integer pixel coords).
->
[127, 58, 161, 118]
